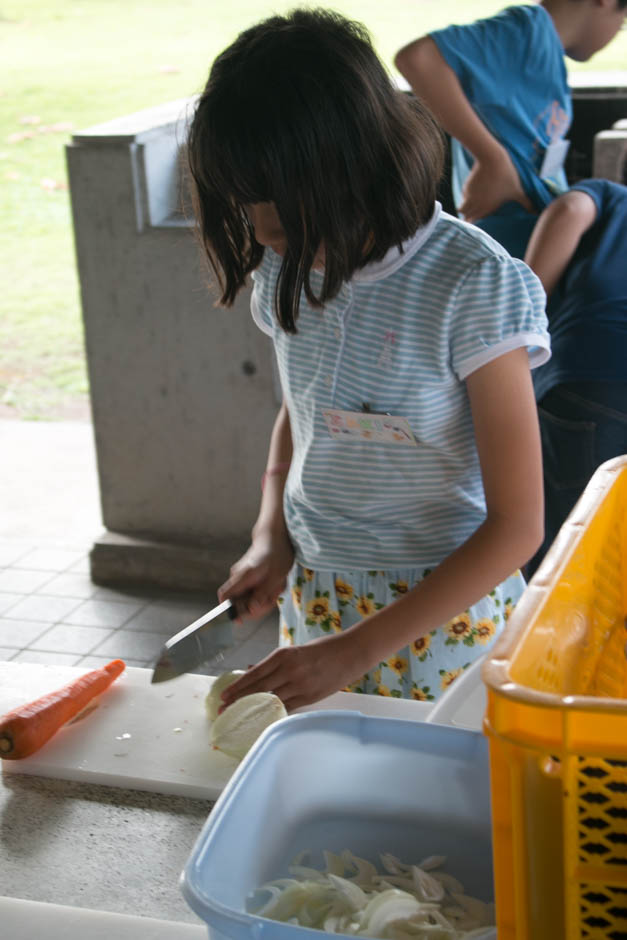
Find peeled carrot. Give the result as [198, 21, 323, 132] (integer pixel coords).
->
[0, 659, 126, 760]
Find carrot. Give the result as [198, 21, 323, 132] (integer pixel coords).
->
[0, 658, 126, 760]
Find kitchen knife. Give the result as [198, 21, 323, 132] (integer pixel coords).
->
[151, 598, 242, 683]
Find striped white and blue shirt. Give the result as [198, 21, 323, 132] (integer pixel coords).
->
[251, 204, 549, 571]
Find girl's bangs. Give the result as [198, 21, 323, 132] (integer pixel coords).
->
[205, 129, 274, 208]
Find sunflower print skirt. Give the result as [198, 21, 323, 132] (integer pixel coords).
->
[278, 565, 525, 702]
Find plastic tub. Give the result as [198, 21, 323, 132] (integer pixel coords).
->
[181, 710, 493, 939]
[483, 455, 627, 940]
[426, 653, 487, 731]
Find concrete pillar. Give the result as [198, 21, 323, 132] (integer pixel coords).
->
[568, 73, 627, 181]
[594, 118, 627, 182]
[66, 99, 279, 593]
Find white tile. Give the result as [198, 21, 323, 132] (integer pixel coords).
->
[90, 629, 164, 662]
[0, 593, 22, 615]
[0, 544, 33, 567]
[0, 647, 18, 661]
[37, 571, 97, 599]
[5, 595, 82, 623]
[29, 623, 113, 655]
[14, 548, 86, 572]
[62, 598, 142, 628]
[12, 650, 82, 666]
[76, 655, 150, 669]
[0, 618, 56, 648]
[0, 568, 55, 594]
[92, 584, 167, 603]
[122, 599, 213, 634]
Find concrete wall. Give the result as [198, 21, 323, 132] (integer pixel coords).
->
[569, 74, 627, 181]
[594, 118, 627, 183]
[66, 99, 279, 592]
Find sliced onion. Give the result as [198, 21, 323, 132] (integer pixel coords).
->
[341, 849, 379, 885]
[249, 851, 496, 938]
[360, 889, 422, 935]
[323, 850, 348, 876]
[412, 866, 446, 903]
[327, 873, 369, 912]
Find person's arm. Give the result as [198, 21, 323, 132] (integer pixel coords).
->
[524, 190, 598, 296]
[218, 400, 294, 617]
[253, 399, 293, 537]
[394, 37, 532, 221]
[221, 347, 543, 710]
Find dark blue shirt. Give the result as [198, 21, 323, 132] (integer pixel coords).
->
[533, 179, 627, 401]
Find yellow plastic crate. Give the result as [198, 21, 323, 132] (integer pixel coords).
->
[483, 455, 627, 940]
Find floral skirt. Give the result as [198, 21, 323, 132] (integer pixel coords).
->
[277, 565, 525, 702]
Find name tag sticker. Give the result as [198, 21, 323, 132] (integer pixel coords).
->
[539, 139, 570, 179]
[323, 409, 417, 446]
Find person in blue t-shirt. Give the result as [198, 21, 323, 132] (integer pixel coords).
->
[523, 179, 627, 575]
[395, 0, 627, 258]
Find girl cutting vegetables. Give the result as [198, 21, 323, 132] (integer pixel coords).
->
[186, 8, 549, 709]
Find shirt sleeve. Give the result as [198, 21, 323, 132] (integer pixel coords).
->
[430, 6, 547, 107]
[450, 254, 551, 380]
[250, 250, 278, 336]
[568, 178, 605, 218]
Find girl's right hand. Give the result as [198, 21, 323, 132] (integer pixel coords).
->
[217, 527, 295, 619]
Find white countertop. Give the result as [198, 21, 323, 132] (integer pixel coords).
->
[0, 897, 207, 939]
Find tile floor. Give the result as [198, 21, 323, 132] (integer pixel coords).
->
[0, 420, 277, 674]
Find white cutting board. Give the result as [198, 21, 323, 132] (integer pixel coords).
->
[0, 897, 206, 940]
[0, 662, 432, 799]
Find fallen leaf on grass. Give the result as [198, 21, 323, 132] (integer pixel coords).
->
[40, 177, 67, 191]
[37, 122, 74, 135]
[5, 171, 20, 181]
[19, 115, 41, 125]
[8, 131, 35, 143]
[159, 64, 180, 73]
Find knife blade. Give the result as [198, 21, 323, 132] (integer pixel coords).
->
[151, 598, 241, 683]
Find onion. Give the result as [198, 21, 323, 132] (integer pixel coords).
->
[205, 670, 245, 722]
[249, 851, 496, 938]
[209, 692, 286, 759]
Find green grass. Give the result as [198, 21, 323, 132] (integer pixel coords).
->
[2, 0, 626, 419]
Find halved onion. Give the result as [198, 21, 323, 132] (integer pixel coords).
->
[210, 691, 287, 760]
[205, 670, 245, 722]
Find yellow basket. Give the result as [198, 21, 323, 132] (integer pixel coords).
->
[483, 455, 627, 940]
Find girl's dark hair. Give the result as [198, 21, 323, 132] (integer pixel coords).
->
[187, 7, 444, 333]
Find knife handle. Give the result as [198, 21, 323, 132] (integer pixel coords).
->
[228, 595, 250, 621]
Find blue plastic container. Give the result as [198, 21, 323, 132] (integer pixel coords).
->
[181, 710, 493, 940]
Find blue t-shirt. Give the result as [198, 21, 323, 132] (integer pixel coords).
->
[431, 3, 571, 257]
[533, 179, 627, 401]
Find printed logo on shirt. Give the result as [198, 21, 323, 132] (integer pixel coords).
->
[532, 100, 570, 165]
[323, 408, 417, 446]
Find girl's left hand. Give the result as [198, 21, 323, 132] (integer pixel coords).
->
[460, 147, 533, 222]
[218, 632, 365, 712]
